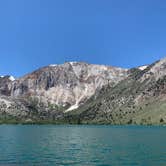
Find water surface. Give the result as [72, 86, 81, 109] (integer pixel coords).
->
[0, 125, 166, 165]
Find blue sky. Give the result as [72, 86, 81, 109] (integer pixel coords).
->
[0, 0, 166, 77]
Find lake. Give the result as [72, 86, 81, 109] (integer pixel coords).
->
[0, 125, 165, 165]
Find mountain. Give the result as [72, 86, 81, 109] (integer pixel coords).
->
[71, 58, 166, 125]
[0, 59, 166, 124]
[0, 62, 127, 123]
[10, 62, 127, 111]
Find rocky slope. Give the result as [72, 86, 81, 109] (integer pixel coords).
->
[71, 58, 166, 125]
[10, 62, 128, 110]
[0, 76, 14, 96]
[1, 59, 166, 124]
[0, 62, 128, 123]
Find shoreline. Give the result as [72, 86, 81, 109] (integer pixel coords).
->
[0, 121, 165, 126]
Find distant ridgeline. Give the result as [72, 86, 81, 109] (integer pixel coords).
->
[0, 59, 166, 125]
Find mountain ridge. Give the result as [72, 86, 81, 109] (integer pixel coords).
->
[0, 59, 166, 124]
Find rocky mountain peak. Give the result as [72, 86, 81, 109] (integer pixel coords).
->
[4, 62, 128, 111]
[139, 58, 166, 82]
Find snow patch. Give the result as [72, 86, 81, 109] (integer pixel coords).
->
[69, 62, 77, 65]
[138, 65, 148, 71]
[65, 103, 79, 112]
[49, 64, 57, 67]
[9, 76, 15, 81]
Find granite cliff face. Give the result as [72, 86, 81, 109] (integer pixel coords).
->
[1, 59, 166, 124]
[9, 62, 128, 111]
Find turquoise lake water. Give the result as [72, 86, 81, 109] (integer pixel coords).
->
[0, 125, 166, 166]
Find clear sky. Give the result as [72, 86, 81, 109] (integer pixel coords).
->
[0, 0, 166, 77]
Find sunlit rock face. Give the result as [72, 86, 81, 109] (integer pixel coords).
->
[140, 57, 166, 81]
[9, 62, 128, 110]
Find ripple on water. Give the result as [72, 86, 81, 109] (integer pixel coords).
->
[0, 125, 166, 165]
